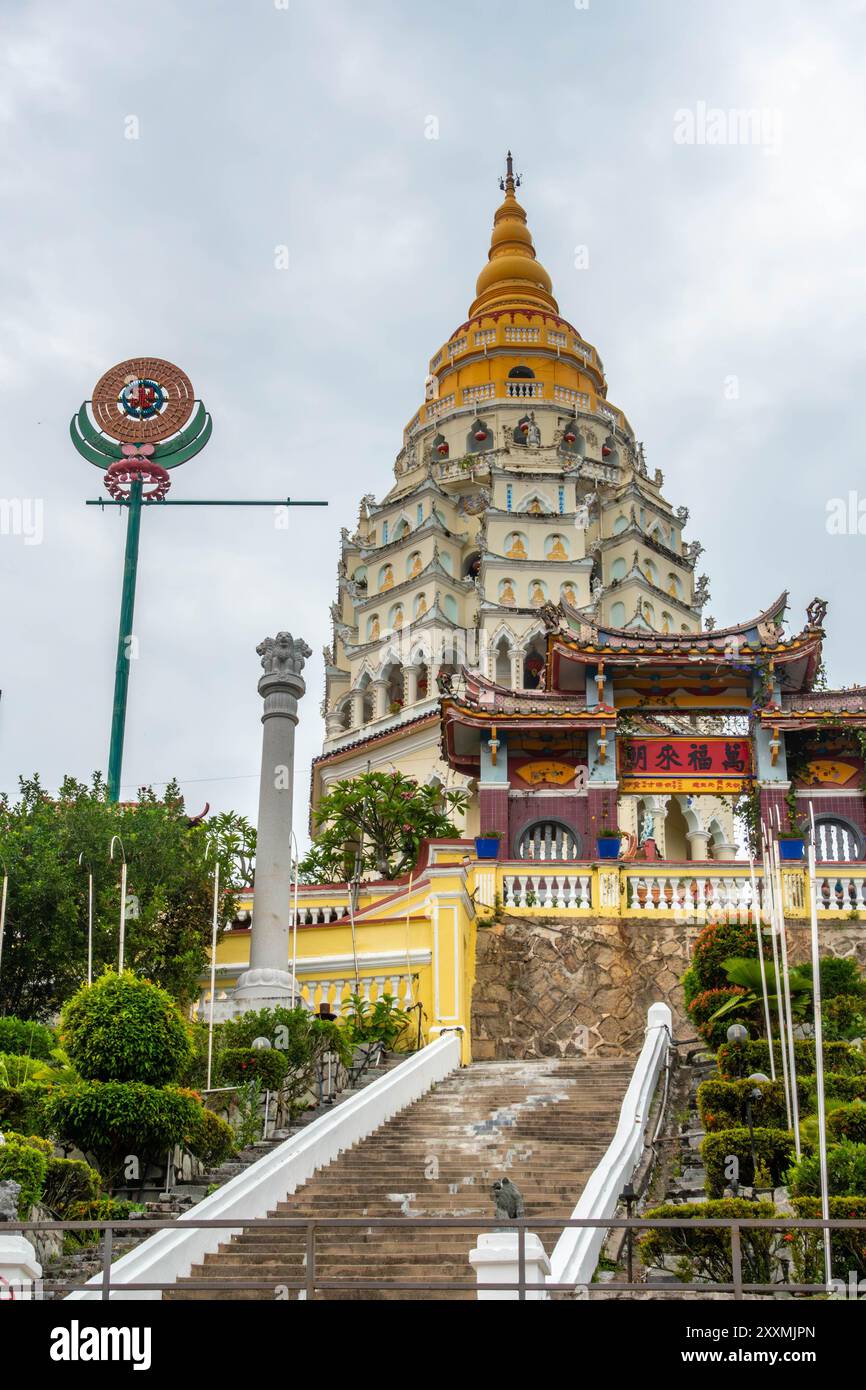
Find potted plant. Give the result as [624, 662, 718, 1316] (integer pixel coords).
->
[475, 829, 503, 860]
[596, 827, 622, 860]
[778, 827, 806, 861]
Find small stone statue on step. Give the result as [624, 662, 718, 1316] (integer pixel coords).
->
[491, 1176, 524, 1223]
[0, 1179, 21, 1221]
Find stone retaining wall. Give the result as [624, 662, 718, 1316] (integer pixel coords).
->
[471, 915, 866, 1059]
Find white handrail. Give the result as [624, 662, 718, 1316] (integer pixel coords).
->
[67, 1032, 463, 1301]
[548, 1002, 672, 1289]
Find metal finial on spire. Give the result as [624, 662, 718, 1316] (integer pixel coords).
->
[499, 150, 520, 192]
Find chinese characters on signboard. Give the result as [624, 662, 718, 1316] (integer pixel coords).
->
[619, 737, 752, 793]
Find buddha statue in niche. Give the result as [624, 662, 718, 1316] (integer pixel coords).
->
[500, 579, 516, 605]
[506, 532, 527, 559]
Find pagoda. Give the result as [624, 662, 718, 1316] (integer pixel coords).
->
[313, 154, 730, 853]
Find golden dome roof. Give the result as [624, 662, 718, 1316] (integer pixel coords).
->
[469, 152, 558, 317]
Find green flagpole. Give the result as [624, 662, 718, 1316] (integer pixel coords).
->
[108, 478, 143, 801]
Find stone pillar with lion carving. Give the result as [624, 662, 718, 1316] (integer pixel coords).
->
[232, 631, 312, 1013]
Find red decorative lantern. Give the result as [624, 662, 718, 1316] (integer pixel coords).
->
[520, 422, 529, 435]
[602, 444, 612, 458]
[474, 430, 487, 442]
[564, 431, 576, 444]
[437, 441, 449, 456]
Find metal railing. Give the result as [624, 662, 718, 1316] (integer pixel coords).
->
[8, 1213, 866, 1301]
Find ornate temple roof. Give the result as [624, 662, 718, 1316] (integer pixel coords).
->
[546, 593, 826, 696]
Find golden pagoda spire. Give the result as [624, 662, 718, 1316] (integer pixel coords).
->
[469, 151, 558, 318]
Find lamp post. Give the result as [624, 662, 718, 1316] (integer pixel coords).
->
[727, 1022, 749, 1079]
[620, 1181, 637, 1283]
[78, 853, 94, 986]
[109, 836, 127, 973]
[205, 839, 221, 1092]
[0, 857, 8, 989]
[745, 1072, 770, 1199]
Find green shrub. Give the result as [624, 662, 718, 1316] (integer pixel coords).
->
[823, 1073, 866, 1103]
[716, 1039, 865, 1080]
[823, 995, 866, 1042]
[0, 1017, 55, 1060]
[0, 1053, 54, 1086]
[43, 1157, 101, 1215]
[184, 1106, 235, 1169]
[217, 1005, 352, 1118]
[215, 1047, 290, 1091]
[0, 1140, 48, 1215]
[681, 965, 701, 1010]
[0, 1130, 53, 1155]
[799, 957, 865, 1002]
[788, 1141, 866, 1197]
[827, 1101, 866, 1144]
[702, 1127, 797, 1197]
[691, 920, 759, 992]
[46, 1080, 201, 1186]
[640, 1199, 780, 1285]
[698, 1077, 809, 1132]
[687, 989, 750, 1047]
[60, 971, 192, 1086]
[789, 1196, 866, 1284]
[63, 1197, 142, 1249]
[341, 993, 411, 1050]
[0, 1081, 56, 1136]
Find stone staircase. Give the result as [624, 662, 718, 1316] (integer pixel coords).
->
[167, 1055, 633, 1301]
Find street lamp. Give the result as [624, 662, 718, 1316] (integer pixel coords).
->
[78, 852, 94, 985]
[0, 856, 8, 989]
[745, 1072, 770, 1199]
[727, 1022, 749, 1079]
[109, 836, 128, 973]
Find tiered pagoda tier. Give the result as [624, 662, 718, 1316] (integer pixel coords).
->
[314, 155, 714, 833]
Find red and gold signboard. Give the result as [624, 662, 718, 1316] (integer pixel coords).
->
[619, 736, 752, 794]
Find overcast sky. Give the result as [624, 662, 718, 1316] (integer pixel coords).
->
[2, 0, 865, 844]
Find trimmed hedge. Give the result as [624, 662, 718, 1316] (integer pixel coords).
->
[0, 1080, 55, 1136]
[60, 971, 192, 1086]
[697, 1077, 810, 1133]
[0, 1017, 55, 1060]
[185, 1106, 235, 1169]
[789, 1196, 866, 1283]
[828, 1101, 866, 1144]
[214, 1047, 291, 1091]
[823, 995, 866, 1042]
[0, 1139, 48, 1215]
[46, 1080, 201, 1185]
[823, 1072, 866, 1103]
[640, 1199, 779, 1285]
[43, 1157, 101, 1215]
[716, 1039, 865, 1080]
[799, 957, 865, 1001]
[701, 1126, 797, 1197]
[788, 1141, 866, 1197]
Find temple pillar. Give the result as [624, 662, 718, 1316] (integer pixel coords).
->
[404, 664, 421, 706]
[686, 829, 711, 861]
[350, 688, 366, 729]
[370, 678, 390, 720]
[232, 632, 310, 1013]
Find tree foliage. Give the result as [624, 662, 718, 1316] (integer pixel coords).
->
[60, 971, 192, 1086]
[0, 774, 255, 1016]
[300, 770, 468, 883]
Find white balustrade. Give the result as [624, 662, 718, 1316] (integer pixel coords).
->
[625, 872, 765, 917]
[462, 383, 495, 403]
[504, 326, 540, 342]
[298, 973, 415, 1012]
[502, 871, 592, 911]
[505, 381, 544, 398]
[815, 873, 866, 912]
[289, 904, 347, 926]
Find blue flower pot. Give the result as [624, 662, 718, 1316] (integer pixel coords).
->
[779, 838, 805, 861]
[475, 837, 501, 860]
[597, 837, 621, 860]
